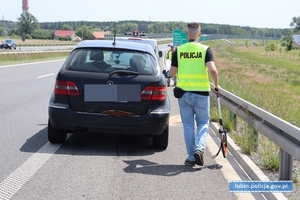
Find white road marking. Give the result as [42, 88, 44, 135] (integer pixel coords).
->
[206, 129, 256, 200]
[0, 141, 65, 200]
[37, 73, 55, 79]
[0, 59, 65, 69]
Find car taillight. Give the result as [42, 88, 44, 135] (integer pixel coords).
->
[54, 80, 80, 96]
[141, 86, 166, 101]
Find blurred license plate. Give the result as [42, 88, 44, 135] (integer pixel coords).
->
[84, 84, 140, 102]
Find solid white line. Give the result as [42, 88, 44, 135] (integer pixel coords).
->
[206, 129, 256, 200]
[37, 73, 55, 79]
[0, 59, 65, 69]
[0, 141, 64, 200]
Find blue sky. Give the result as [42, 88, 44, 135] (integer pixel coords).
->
[0, 0, 299, 29]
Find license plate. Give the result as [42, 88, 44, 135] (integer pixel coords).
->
[84, 84, 141, 102]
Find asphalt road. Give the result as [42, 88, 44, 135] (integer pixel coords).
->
[0, 47, 260, 200]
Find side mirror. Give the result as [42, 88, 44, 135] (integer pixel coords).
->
[158, 51, 163, 58]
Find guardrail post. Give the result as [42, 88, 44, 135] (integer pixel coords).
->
[230, 112, 237, 130]
[279, 149, 293, 180]
[279, 122, 297, 180]
[253, 129, 258, 149]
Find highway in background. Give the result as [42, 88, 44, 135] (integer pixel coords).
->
[0, 38, 172, 53]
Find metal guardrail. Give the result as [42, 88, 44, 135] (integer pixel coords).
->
[209, 84, 300, 180]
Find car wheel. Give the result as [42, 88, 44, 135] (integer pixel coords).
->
[48, 119, 67, 143]
[152, 124, 169, 150]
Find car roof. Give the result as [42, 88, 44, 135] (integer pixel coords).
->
[74, 40, 156, 57]
[115, 37, 157, 46]
[116, 37, 157, 42]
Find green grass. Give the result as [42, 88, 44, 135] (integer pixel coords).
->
[205, 39, 300, 172]
[210, 98, 235, 132]
[0, 52, 70, 66]
[231, 123, 257, 155]
[207, 40, 300, 126]
[259, 134, 280, 171]
[293, 172, 300, 183]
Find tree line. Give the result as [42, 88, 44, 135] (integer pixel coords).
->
[0, 12, 299, 43]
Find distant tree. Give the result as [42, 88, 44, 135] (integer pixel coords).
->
[115, 22, 138, 34]
[11, 19, 292, 37]
[0, 26, 5, 36]
[285, 35, 294, 51]
[75, 25, 93, 40]
[26, 33, 32, 39]
[17, 12, 40, 36]
[290, 16, 300, 32]
[31, 29, 54, 39]
[7, 28, 18, 37]
[202, 25, 219, 34]
[245, 40, 250, 48]
[62, 24, 73, 30]
[148, 22, 167, 33]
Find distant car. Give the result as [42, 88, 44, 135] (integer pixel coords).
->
[48, 39, 170, 149]
[124, 31, 132, 36]
[140, 32, 148, 36]
[0, 39, 17, 50]
[115, 37, 162, 59]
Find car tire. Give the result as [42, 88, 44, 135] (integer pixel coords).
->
[152, 124, 169, 150]
[48, 119, 67, 143]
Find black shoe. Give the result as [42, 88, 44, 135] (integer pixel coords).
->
[193, 150, 204, 166]
[184, 159, 195, 166]
[167, 84, 170, 87]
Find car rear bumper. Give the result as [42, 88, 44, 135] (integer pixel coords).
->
[2, 45, 11, 48]
[48, 101, 170, 136]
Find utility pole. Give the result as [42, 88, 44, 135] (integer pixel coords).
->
[2, 14, 4, 28]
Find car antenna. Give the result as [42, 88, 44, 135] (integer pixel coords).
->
[112, 29, 116, 46]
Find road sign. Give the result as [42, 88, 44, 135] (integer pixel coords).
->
[200, 35, 208, 41]
[132, 30, 139, 37]
[173, 29, 187, 46]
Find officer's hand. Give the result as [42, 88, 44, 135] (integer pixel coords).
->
[214, 86, 220, 94]
[162, 70, 170, 78]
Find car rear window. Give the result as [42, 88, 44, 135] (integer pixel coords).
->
[65, 48, 158, 75]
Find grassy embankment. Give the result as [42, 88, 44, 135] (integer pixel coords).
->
[204, 39, 300, 177]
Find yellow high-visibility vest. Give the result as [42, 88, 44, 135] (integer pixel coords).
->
[177, 42, 210, 91]
[168, 51, 173, 60]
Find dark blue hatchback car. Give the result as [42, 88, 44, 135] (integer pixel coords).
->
[48, 40, 170, 149]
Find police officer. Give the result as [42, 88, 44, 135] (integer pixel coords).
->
[167, 22, 219, 166]
[166, 44, 177, 87]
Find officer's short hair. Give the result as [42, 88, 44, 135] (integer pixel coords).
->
[187, 22, 201, 33]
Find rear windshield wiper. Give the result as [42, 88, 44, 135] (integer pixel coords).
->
[109, 70, 139, 78]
